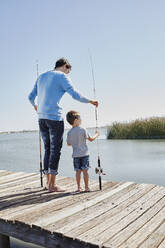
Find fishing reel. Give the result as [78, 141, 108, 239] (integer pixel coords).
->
[95, 166, 106, 175]
[95, 166, 103, 175]
[95, 156, 106, 176]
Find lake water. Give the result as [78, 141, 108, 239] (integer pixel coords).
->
[0, 127, 165, 247]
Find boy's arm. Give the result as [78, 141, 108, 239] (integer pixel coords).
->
[88, 130, 99, 142]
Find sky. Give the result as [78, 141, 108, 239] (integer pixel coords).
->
[0, 0, 165, 131]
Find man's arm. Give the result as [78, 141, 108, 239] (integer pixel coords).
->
[62, 74, 98, 107]
[28, 81, 37, 110]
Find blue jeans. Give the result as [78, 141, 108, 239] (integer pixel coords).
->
[39, 119, 64, 175]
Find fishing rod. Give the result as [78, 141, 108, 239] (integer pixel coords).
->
[88, 50, 104, 190]
[36, 61, 43, 187]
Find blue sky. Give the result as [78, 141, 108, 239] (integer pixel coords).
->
[0, 0, 165, 131]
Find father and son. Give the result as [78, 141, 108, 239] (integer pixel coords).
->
[28, 58, 99, 193]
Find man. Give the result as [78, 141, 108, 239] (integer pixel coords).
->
[28, 58, 98, 192]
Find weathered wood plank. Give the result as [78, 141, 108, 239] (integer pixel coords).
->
[0, 178, 109, 219]
[0, 170, 7, 173]
[0, 177, 76, 214]
[0, 170, 13, 177]
[33, 182, 133, 227]
[138, 220, 165, 248]
[59, 184, 155, 237]
[4, 181, 113, 223]
[0, 219, 97, 248]
[0, 173, 39, 190]
[0, 170, 164, 248]
[50, 182, 138, 233]
[77, 186, 165, 245]
[158, 239, 165, 248]
[104, 199, 165, 247]
[0, 172, 26, 184]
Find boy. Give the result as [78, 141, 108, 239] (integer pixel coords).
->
[66, 110, 99, 192]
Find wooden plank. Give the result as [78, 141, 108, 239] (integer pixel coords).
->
[138, 220, 165, 248]
[158, 239, 165, 248]
[33, 182, 134, 227]
[0, 175, 67, 196]
[77, 186, 165, 244]
[0, 177, 41, 196]
[0, 177, 108, 219]
[0, 171, 13, 177]
[0, 177, 76, 213]
[0, 171, 164, 248]
[53, 183, 154, 235]
[0, 172, 26, 184]
[52, 182, 138, 232]
[0, 173, 39, 190]
[104, 198, 165, 247]
[0, 219, 97, 248]
[3, 181, 113, 223]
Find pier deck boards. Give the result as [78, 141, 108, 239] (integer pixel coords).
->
[0, 170, 164, 248]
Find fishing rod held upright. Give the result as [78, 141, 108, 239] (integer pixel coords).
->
[36, 60, 43, 188]
[88, 50, 105, 190]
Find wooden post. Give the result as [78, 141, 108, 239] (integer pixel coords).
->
[0, 233, 10, 248]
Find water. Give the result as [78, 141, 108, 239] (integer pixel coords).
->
[0, 127, 165, 247]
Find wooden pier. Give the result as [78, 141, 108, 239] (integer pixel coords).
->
[0, 170, 164, 248]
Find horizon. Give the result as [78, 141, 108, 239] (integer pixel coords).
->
[1, 115, 165, 133]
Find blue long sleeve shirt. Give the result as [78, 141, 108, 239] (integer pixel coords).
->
[28, 70, 89, 121]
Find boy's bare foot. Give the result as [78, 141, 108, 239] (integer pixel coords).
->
[84, 188, 91, 192]
[44, 183, 49, 190]
[75, 187, 82, 193]
[48, 186, 66, 193]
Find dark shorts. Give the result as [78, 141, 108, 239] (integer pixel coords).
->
[73, 155, 90, 171]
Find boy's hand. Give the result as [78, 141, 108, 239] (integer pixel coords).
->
[89, 100, 98, 107]
[95, 130, 100, 136]
[34, 105, 37, 111]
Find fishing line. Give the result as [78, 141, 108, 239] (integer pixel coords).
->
[36, 60, 43, 187]
[88, 50, 100, 154]
[88, 50, 104, 190]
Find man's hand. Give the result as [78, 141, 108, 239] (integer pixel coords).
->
[89, 100, 98, 107]
[34, 105, 37, 111]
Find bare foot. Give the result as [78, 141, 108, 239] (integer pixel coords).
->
[48, 186, 66, 193]
[44, 183, 49, 190]
[84, 188, 91, 192]
[75, 187, 82, 193]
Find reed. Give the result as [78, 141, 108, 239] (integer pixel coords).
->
[107, 117, 165, 139]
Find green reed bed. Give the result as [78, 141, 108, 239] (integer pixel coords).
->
[107, 117, 165, 139]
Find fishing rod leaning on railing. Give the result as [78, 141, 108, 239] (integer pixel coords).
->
[36, 61, 43, 187]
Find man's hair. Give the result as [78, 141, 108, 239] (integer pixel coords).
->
[66, 111, 80, 125]
[55, 58, 72, 69]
